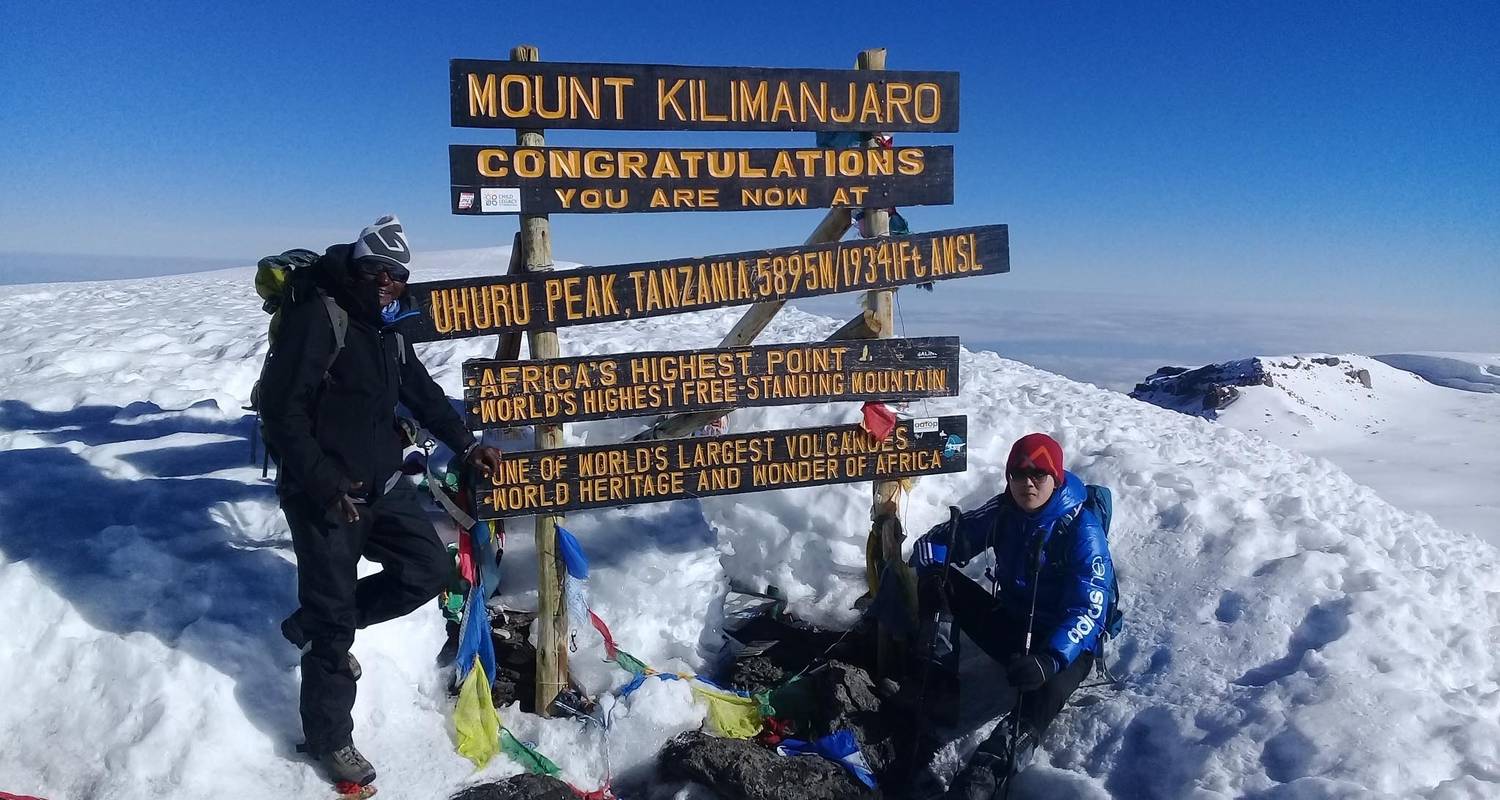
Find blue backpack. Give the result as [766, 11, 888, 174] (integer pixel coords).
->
[1081, 485, 1124, 644]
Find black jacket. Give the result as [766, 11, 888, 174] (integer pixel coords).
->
[259, 244, 474, 509]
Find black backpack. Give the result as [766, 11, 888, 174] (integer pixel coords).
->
[247, 250, 350, 477]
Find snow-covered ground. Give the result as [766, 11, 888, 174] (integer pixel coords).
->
[1373, 353, 1500, 394]
[1, 253, 1498, 799]
[1133, 354, 1500, 545]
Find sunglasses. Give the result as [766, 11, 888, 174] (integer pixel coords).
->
[1008, 468, 1053, 485]
[354, 259, 411, 283]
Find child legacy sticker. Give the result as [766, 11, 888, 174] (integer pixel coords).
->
[480, 187, 521, 213]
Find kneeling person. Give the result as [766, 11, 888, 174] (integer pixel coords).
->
[910, 433, 1116, 799]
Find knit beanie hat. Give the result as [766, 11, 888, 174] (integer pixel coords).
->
[1006, 433, 1065, 486]
[352, 214, 411, 268]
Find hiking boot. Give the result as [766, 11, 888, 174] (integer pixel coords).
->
[945, 721, 1040, 798]
[282, 613, 362, 681]
[316, 743, 376, 786]
[943, 750, 1007, 799]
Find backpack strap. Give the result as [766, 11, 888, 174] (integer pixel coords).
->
[319, 294, 349, 376]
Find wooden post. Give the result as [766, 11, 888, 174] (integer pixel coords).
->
[493, 232, 525, 360]
[637, 207, 851, 440]
[512, 43, 568, 716]
[856, 47, 909, 679]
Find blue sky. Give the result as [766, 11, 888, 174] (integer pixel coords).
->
[2, 0, 1496, 325]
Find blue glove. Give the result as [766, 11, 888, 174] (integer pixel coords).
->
[912, 537, 949, 570]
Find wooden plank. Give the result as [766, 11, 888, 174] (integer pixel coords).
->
[405, 224, 1007, 341]
[471, 416, 970, 520]
[449, 145, 953, 215]
[462, 336, 960, 429]
[450, 60, 959, 132]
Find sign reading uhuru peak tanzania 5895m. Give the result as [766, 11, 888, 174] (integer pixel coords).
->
[462, 337, 960, 429]
[450, 145, 953, 214]
[470, 415, 969, 519]
[451, 60, 959, 132]
[404, 226, 1006, 341]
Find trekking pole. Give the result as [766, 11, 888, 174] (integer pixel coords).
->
[901, 506, 962, 789]
[1004, 534, 1045, 800]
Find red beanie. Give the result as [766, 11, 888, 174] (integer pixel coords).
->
[1006, 433, 1065, 486]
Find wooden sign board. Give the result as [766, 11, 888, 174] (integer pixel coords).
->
[450, 60, 960, 133]
[471, 415, 969, 519]
[450, 145, 953, 215]
[462, 336, 960, 429]
[405, 225, 1006, 342]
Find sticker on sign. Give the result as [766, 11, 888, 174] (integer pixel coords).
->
[480, 187, 521, 213]
[913, 418, 939, 434]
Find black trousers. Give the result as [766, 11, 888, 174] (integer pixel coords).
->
[923, 565, 1094, 737]
[283, 484, 450, 751]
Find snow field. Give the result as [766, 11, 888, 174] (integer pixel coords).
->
[0, 258, 1495, 798]
[1374, 353, 1500, 394]
[1181, 354, 1500, 544]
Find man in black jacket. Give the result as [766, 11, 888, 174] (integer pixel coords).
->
[259, 215, 502, 786]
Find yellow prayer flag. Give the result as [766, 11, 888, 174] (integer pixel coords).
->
[691, 683, 764, 739]
[455, 657, 500, 767]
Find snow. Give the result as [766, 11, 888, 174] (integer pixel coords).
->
[1135, 354, 1500, 545]
[1, 255, 1498, 799]
[1373, 353, 1500, 394]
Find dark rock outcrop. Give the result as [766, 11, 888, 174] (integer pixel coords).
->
[450, 773, 575, 800]
[814, 661, 899, 776]
[1133, 355, 1379, 419]
[1130, 358, 1269, 418]
[659, 731, 877, 800]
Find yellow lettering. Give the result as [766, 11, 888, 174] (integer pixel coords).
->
[602, 77, 634, 120]
[914, 83, 941, 123]
[467, 73, 497, 118]
[658, 78, 689, 121]
[477, 149, 507, 177]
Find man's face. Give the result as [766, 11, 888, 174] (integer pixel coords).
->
[371, 270, 407, 307]
[354, 258, 409, 306]
[1008, 469, 1056, 513]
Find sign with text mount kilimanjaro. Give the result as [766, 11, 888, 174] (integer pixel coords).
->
[451, 59, 959, 132]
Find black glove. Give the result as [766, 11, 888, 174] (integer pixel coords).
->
[1006, 653, 1056, 691]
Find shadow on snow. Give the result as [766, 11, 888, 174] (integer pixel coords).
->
[0, 399, 304, 750]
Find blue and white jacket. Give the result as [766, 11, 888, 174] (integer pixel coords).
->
[923, 471, 1115, 670]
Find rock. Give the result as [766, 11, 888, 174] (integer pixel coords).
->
[659, 731, 877, 800]
[491, 609, 538, 711]
[1312, 356, 1342, 367]
[1131, 358, 1268, 419]
[732, 654, 789, 696]
[725, 613, 865, 697]
[442, 607, 539, 712]
[813, 662, 898, 776]
[1353, 368, 1373, 389]
[450, 773, 575, 800]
